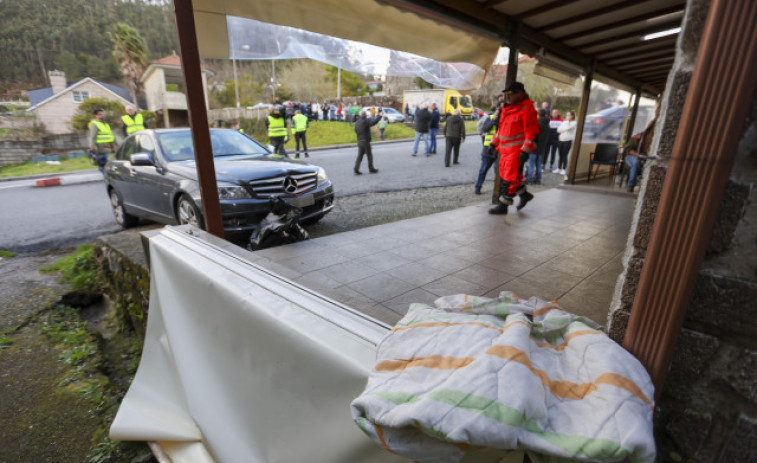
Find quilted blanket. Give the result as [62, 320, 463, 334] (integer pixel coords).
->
[350, 293, 656, 463]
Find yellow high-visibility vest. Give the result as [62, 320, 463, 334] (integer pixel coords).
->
[90, 120, 115, 144]
[292, 113, 308, 133]
[267, 116, 287, 138]
[121, 113, 145, 134]
[483, 115, 497, 147]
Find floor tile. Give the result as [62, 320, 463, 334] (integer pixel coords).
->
[318, 260, 382, 285]
[346, 273, 417, 303]
[422, 275, 490, 298]
[383, 288, 439, 314]
[388, 261, 449, 286]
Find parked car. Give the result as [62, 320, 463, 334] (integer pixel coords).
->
[472, 107, 486, 118]
[583, 105, 655, 143]
[105, 128, 334, 240]
[363, 106, 406, 123]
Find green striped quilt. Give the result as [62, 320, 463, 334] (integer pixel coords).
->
[350, 292, 655, 462]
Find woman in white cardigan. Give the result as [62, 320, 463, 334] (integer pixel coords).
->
[556, 110, 577, 175]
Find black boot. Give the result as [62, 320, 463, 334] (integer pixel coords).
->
[488, 203, 509, 215]
[516, 191, 534, 210]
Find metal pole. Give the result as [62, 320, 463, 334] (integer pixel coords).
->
[272, 60, 276, 100]
[337, 67, 341, 99]
[232, 58, 240, 108]
[172, 0, 224, 238]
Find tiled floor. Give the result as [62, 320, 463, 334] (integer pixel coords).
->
[234, 187, 636, 329]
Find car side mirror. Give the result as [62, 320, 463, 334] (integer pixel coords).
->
[130, 153, 154, 166]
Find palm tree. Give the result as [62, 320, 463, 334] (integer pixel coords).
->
[110, 23, 149, 105]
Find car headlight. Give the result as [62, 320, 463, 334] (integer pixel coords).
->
[217, 182, 252, 200]
[316, 167, 329, 187]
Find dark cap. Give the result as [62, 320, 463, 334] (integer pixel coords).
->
[502, 81, 526, 94]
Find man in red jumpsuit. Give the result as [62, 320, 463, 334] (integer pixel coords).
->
[489, 82, 539, 215]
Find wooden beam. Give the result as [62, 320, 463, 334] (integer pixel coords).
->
[605, 51, 676, 66]
[537, 0, 656, 31]
[575, 20, 682, 49]
[592, 36, 678, 58]
[556, 6, 684, 41]
[515, 0, 582, 20]
[172, 0, 224, 238]
[615, 58, 676, 72]
[623, 0, 757, 397]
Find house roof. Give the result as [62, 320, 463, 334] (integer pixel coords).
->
[26, 78, 132, 111]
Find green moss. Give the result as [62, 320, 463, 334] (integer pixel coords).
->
[0, 249, 17, 259]
[40, 244, 104, 295]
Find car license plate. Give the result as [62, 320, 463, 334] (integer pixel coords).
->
[286, 195, 315, 208]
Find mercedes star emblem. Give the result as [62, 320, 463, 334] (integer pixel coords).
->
[283, 176, 298, 194]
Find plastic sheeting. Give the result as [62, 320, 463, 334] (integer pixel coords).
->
[226, 16, 486, 90]
[109, 227, 404, 463]
[192, 0, 502, 90]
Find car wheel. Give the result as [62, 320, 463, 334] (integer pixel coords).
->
[109, 189, 138, 228]
[176, 194, 205, 229]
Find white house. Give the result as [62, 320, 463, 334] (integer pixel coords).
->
[141, 55, 214, 128]
[26, 70, 132, 134]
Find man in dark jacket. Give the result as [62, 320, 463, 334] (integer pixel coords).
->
[429, 103, 441, 154]
[412, 104, 431, 156]
[443, 108, 465, 167]
[529, 108, 550, 184]
[354, 109, 382, 174]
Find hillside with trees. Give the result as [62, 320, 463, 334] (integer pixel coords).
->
[0, 0, 177, 97]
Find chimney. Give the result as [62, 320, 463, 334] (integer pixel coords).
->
[48, 70, 67, 95]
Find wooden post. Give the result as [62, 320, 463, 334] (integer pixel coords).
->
[566, 59, 595, 184]
[172, 0, 225, 238]
[623, 0, 757, 397]
[624, 86, 642, 145]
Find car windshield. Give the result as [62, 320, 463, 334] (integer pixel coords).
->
[384, 108, 399, 114]
[459, 96, 472, 108]
[157, 130, 269, 162]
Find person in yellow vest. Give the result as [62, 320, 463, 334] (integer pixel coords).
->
[292, 109, 310, 158]
[265, 105, 289, 157]
[121, 105, 146, 137]
[89, 108, 116, 175]
[474, 106, 500, 195]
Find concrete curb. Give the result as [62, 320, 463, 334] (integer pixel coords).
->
[33, 172, 103, 187]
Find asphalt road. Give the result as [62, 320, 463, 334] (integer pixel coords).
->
[1, 136, 568, 254]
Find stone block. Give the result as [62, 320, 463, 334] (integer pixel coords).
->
[706, 181, 750, 256]
[620, 257, 644, 312]
[664, 328, 720, 398]
[657, 73, 692, 160]
[633, 166, 667, 252]
[606, 308, 630, 344]
[687, 273, 757, 337]
[664, 409, 714, 461]
[725, 349, 757, 406]
[720, 414, 757, 463]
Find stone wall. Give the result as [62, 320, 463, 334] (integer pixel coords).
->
[93, 231, 151, 339]
[0, 132, 89, 167]
[0, 140, 43, 166]
[607, 0, 757, 460]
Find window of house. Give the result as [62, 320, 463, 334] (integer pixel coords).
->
[73, 91, 90, 102]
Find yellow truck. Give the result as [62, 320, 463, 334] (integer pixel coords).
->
[402, 89, 473, 118]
